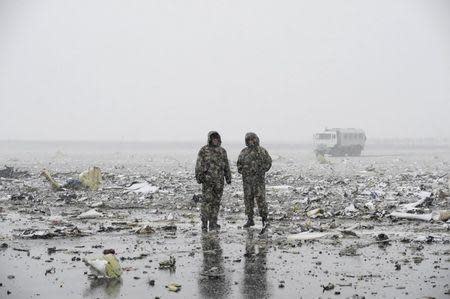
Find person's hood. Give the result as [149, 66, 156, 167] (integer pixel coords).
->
[207, 131, 222, 146]
[245, 132, 260, 147]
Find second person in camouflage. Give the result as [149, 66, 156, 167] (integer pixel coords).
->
[195, 131, 232, 231]
[237, 132, 272, 228]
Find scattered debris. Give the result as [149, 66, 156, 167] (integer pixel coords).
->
[375, 233, 389, 243]
[306, 208, 324, 218]
[322, 282, 335, 292]
[45, 267, 56, 276]
[339, 245, 359, 256]
[0, 166, 29, 179]
[340, 230, 359, 238]
[159, 256, 176, 270]
[10, 193, 34, 201]
[166, 282, 181, 292]
[0, 146, 449, 297]
[20, 229, 56, 239]
[41, 167, 102, 191]
[134, 225, 155, 235]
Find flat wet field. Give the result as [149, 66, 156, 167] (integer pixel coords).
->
[0, 141, 449, 298]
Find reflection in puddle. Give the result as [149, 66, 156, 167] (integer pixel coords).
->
[199, 232, 231, 298]
[83, 277, 123, 298]
[242, 229, 270, 298]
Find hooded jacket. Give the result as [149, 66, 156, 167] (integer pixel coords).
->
[195, 131, 232, 185]
[237, 132, 272, 180]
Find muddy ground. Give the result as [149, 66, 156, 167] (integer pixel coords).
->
[0, 141, 449, 298]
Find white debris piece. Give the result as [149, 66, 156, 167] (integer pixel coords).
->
[125, 182, 159, 194]
[85, 258, 107, 275]
[390, 210, 450, 222]
[83, 254, 122, 278]
[77, 209, 104, 219]
[267, 185, 294, 192]
[365, 202, 375, 211]
[390, 211, 432, 221]
[306, 208, 324, 218]
[165, 213, 176, 221]
[344, 203, 358, 214]
[287, 232, 329, 241]
[90, 201, 104, 208]
[414, 191, 432, 200]
[400, 196, 432, 212]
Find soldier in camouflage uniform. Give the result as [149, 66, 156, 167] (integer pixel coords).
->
[237, 132, 272, 228]
[195, 131, 232, 231]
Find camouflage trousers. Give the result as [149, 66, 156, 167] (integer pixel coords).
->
[243, 179, 268, 219]
[201, 182, 224, 223]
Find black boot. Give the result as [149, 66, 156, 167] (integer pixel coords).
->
[243, 217, 255, 228]
[259, 216, 269, 235]
[262, 216, 269, 227]
[201, 217, 208, 232]
[209, 221, 221, 231]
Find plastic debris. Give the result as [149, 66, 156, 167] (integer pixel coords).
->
[40, 167, 102, 191]
[77, 209, 104, 219]
[83, 249, 122, 278]
[400, 196, 432, 212]
[166, 282, 181, 292]
[20, 229, 55, 239]
[390, 210, 450, 222]
[339, 245, 359, 256]
[344, 203, 358, 214]
[135, 225, 155, 235]
[159, 256, 176, 270]
[124, 182, 159, 194]
[78, 167, 102, 190]
[322, 283, 335, 292]
[19, 227, 84, 239]
[287, 232, 329, 241]
[306, 208, 324, 218]
[267, 185, 294, 192]
[40, 169, 62, 190]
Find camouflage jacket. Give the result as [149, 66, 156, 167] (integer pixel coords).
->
[237, 133, 272, 181]
[195, 131, 232, 185]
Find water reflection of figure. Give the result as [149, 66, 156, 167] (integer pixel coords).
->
[242, 229, 269, 299]
[83, 277, 122, 298]
[199, 233, 230, 298]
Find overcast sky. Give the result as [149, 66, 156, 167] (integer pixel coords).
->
[0, 0, 449, 142]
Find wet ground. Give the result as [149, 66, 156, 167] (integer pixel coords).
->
[0, 141, 449, 298]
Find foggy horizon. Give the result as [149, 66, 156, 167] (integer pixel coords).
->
[1, 0, 449, 143]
